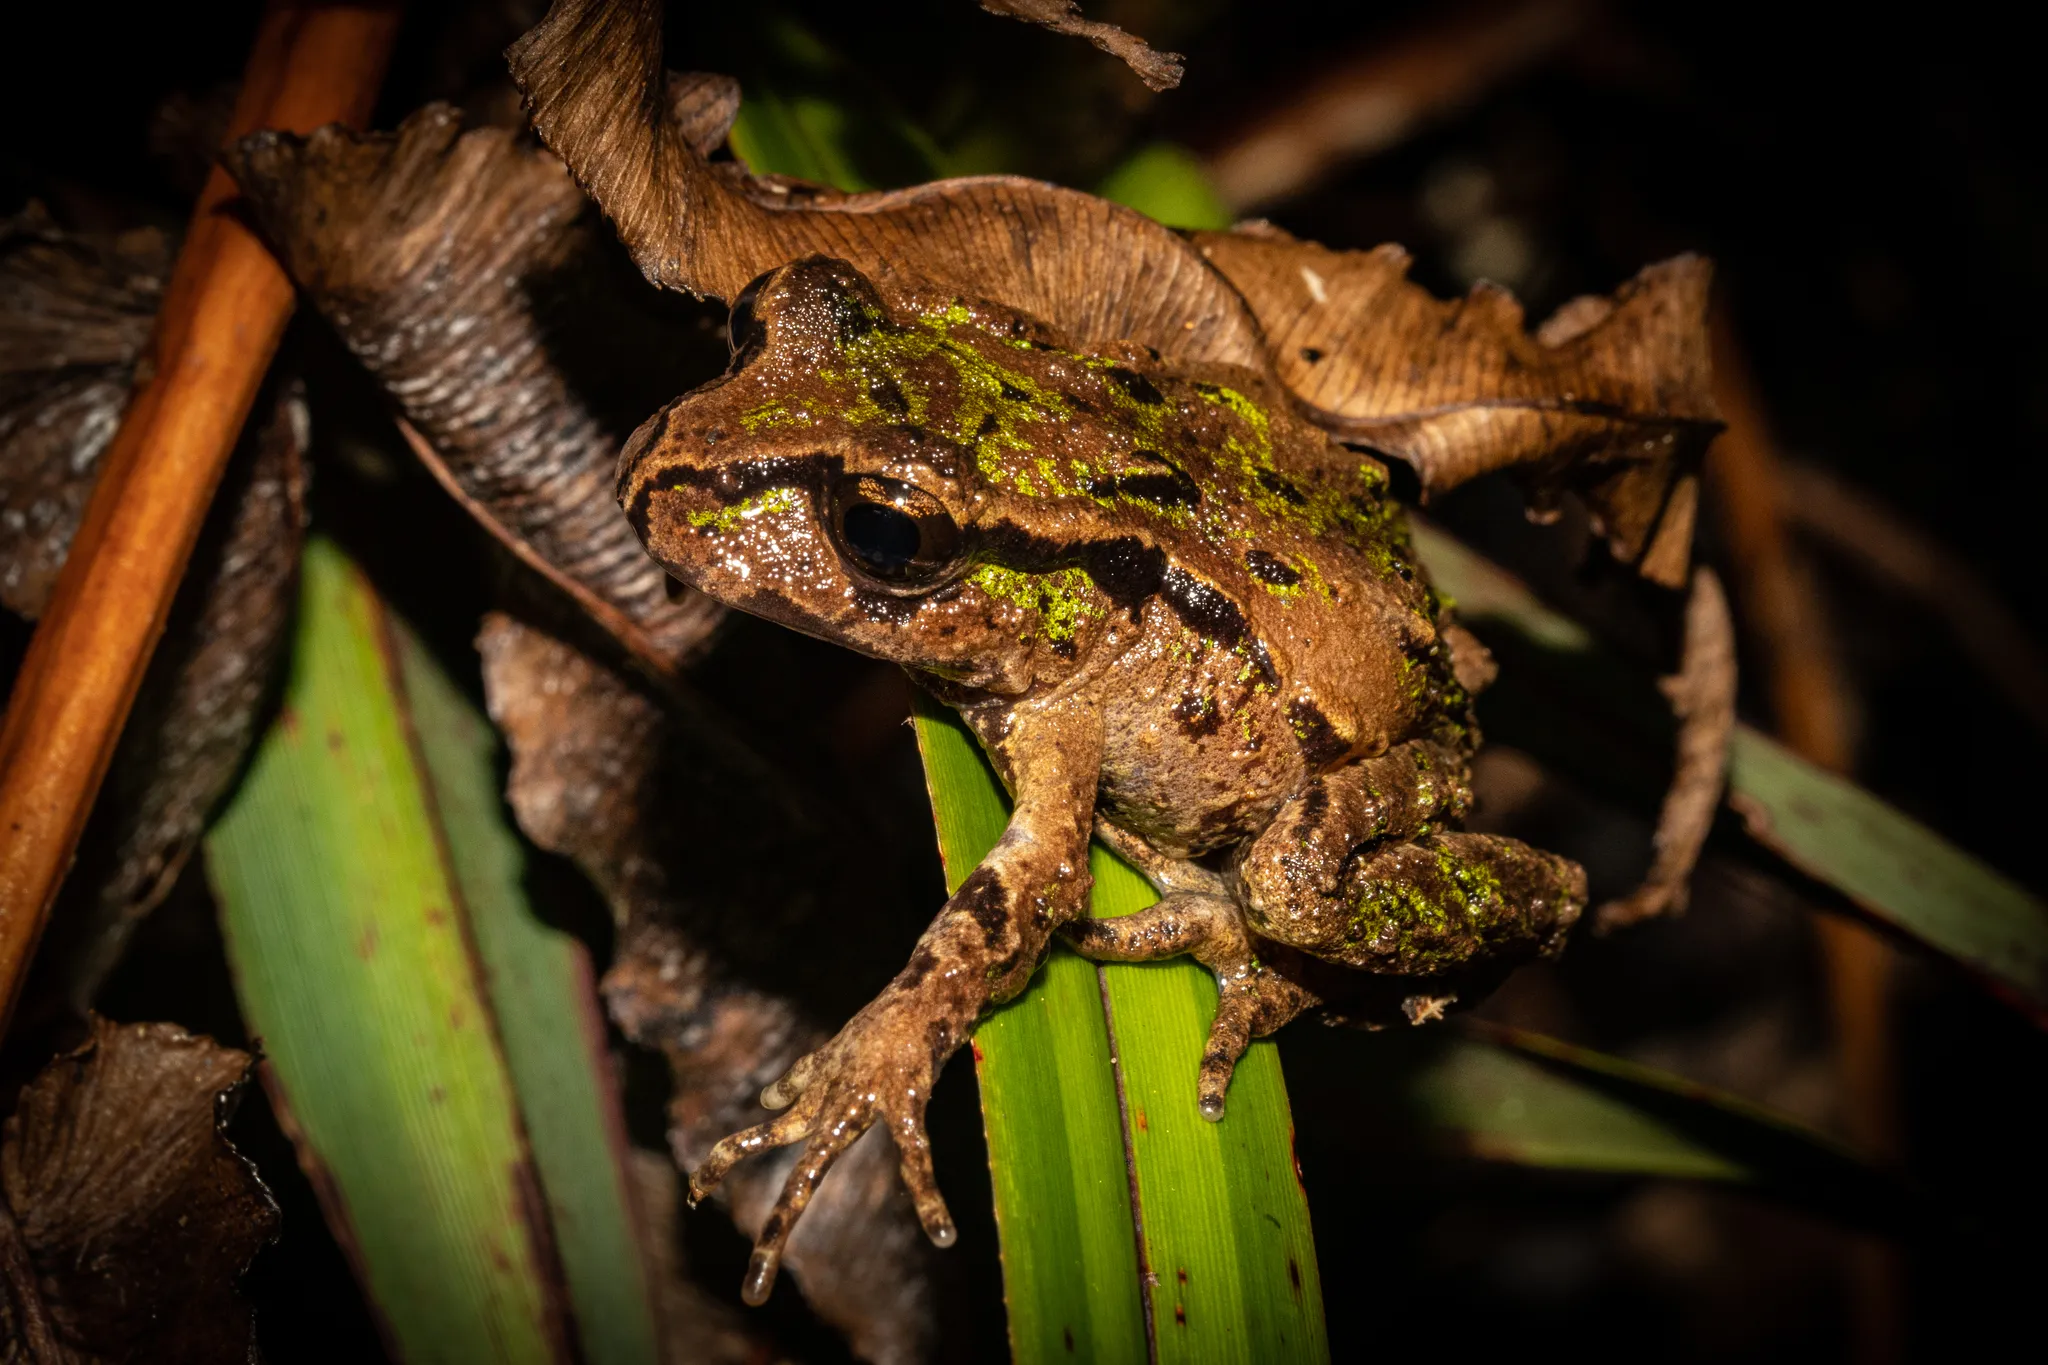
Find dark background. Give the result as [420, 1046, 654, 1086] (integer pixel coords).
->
[4, 1, 2043, 1361]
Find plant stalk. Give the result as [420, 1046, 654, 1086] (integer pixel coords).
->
[0, 1, 402, 1025]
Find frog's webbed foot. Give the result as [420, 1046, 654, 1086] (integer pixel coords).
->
[1063, 892, 1319, 1120]
[689, 978, 963, 1305]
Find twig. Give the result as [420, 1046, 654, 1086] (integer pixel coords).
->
[0, 2, 402, 1026]
[1595, 567, 1736, 931]
[1203, 0, 1591, 211]
[1781, 460, 2048, 743]
[1707, 306, 1902, 1365]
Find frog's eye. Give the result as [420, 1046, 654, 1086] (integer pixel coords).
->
[830, 475, 961, 587]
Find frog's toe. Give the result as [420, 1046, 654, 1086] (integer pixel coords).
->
[892, 1116, 956, 1247]
[689, 1104, 815, 1204]
[1196, 978, 1261, 1120]
[760, 1048, 822, 1109]
[740, 1121, 859, 1306]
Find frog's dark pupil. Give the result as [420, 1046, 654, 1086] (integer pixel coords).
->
[843, 502, 922, 570]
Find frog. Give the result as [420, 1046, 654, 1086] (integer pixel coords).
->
[619, 255, 1586, 1305]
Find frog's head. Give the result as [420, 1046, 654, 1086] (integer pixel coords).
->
[619, 256, 1148, 692]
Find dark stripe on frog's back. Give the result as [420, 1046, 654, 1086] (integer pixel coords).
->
[1086, 448, 1203, 512]
[1158, 565, 1278, 686]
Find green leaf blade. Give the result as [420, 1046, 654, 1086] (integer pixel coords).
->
[398, 615, 662, 1365]
[915, 696, 1327, 1362]
[1726, 732, 2048, 1015]
[210, 540, 562, 1363]
[1096, 143, 1235, 231]
[1091, 849, 1326, 1365]
[207, 538, 659, 1365]
[916, 702, 1147, 1364]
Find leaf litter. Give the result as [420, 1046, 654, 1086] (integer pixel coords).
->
[0, 1016, 278, 1364]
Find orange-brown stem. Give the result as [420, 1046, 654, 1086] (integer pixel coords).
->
[1708, 304, 1901, 1365]
[0, 2, 403, 1027]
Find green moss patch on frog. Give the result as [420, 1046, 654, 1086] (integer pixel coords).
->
[967, 562, 1103, 646]
[1343, 840, 1506, 974]
[687, 486, 803, 534]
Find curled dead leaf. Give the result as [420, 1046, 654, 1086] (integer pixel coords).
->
[476, 614, 934, 1363]
[0, 1017, 278, 1364]
[507, 0, 1263, 365]
[1, 208, 309, 1017]
[506, 0, 1715, 583]
[1193, 225, 1720, 585]
[224, 107, 727, 674]
[35, 385, 309, 1017]
[0, 206, 169, 620]
[977, 0, 1184, 91]
[1597, 566, 1738, 931]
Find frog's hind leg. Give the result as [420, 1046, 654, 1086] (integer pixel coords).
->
[1235, 741, 1587, 976]
[1063, 890, 1319, 1119]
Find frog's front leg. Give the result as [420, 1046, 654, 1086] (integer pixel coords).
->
[689, 688, 1104, 1305]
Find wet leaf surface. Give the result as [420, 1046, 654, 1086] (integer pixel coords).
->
[0, 1016, 278, 1364]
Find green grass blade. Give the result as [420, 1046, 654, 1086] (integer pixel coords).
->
[1328, 1022, 1917, 1231]
[398, 612, 662, 1365]
[1724, 735, 2048, 1018]
[1091, 851, 1327, 1364]
[730, 90, 873, 193]
[915, 696, 1328, 1363]
[915, 703, 1148, 1363]
[1411, 520, 2048, 1018]
[206, 538, 658, 1364]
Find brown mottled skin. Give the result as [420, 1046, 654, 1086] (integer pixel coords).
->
[621, 257, 1586, 1302]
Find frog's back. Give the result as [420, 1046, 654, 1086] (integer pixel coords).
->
[1086, 364, 1466, 854]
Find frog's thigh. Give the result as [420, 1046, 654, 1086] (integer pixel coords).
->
[1237, 753, 1585, 974]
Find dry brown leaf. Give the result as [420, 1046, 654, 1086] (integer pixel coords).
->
[0, 207, 168, 619]
[977, 0, 1184, 91]
[476, 614, 934, 1364]
[506, 0, 1263, 366]
[0, 1017, 278, 1364]
[33, 386, 308, 1017]
[1193, 225, 1720, 585]
[1596, 566, 1737, 931]
[505, 0, 1716, 583]
[224, 107, 727, 673]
